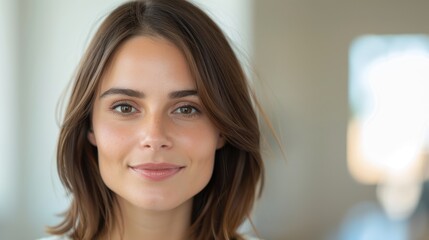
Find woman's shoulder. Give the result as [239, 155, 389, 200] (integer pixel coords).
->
[36, 235, 71, 240]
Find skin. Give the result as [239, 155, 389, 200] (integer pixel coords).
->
[88, 36, 224, 240]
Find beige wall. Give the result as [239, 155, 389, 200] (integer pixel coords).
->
[252, 1, 429, 239]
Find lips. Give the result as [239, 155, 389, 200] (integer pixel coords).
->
[130, 163, 184, 181]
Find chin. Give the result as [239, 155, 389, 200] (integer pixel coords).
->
[125, 193, 191, 212]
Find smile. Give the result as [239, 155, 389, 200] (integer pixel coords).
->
[129, 163, 185, 181]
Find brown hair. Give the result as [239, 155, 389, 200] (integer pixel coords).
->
[50, 0, 264, 239]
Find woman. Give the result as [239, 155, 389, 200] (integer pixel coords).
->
[44, 0, 264, 239]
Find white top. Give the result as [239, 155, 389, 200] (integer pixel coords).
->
[37, 237, 70, 240]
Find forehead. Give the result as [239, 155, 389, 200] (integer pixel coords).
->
[98, 36, 195, 93]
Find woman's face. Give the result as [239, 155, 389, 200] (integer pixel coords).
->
[88, 36, 224, 211]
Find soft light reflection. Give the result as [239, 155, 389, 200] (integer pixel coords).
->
[361, 52, 429, 174]
[348, 35, 429, 220]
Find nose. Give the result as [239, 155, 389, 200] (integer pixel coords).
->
[139, 113, 173, 151]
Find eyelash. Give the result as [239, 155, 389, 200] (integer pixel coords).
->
[172, 104, 201, 118]
[111, 102, 138, 115]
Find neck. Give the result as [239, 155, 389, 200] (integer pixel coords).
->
[106, 197, 192, 240]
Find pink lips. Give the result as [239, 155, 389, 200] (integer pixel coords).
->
[130, 163, 184, 181]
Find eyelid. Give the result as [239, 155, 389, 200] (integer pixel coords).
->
[174, 100, 202, 110]
[110, 100, 140, 115]
[171, 103, 202, 118]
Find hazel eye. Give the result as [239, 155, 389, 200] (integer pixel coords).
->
[113, 104, 137, 114]
[173, 105, 200, 116]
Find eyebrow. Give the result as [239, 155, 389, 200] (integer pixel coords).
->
[100, 88, 144, 98]
[169, 89, 198, 98]
[99, 88, 198, 99]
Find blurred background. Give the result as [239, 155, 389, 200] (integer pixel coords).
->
[1, 0, 429, 239]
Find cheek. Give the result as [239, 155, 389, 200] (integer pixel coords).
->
[94, 122, 138, 194]
[93, 121, 135, 170]
[176, 121, 220, 151]
[194, 152, 216, 182]
[96, 121, 132, 146]
[95, 117, 137, 150]
[178, 123, 219, 182]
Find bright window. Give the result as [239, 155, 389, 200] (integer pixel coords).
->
[348, 35, 429, 220]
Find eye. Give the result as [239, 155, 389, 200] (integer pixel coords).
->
[173, 105, 200, 117]
[112, 103, 137, 114]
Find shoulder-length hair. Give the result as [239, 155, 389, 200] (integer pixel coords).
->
[50, 0, 264, 239]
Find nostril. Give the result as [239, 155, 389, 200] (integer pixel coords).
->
[140, 139, 172, 150]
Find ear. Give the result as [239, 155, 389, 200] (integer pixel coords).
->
[87, 128, 97, 146]
[216, 133, 226, 149]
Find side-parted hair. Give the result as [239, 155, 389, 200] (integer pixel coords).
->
[50, 0, 264, 239]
